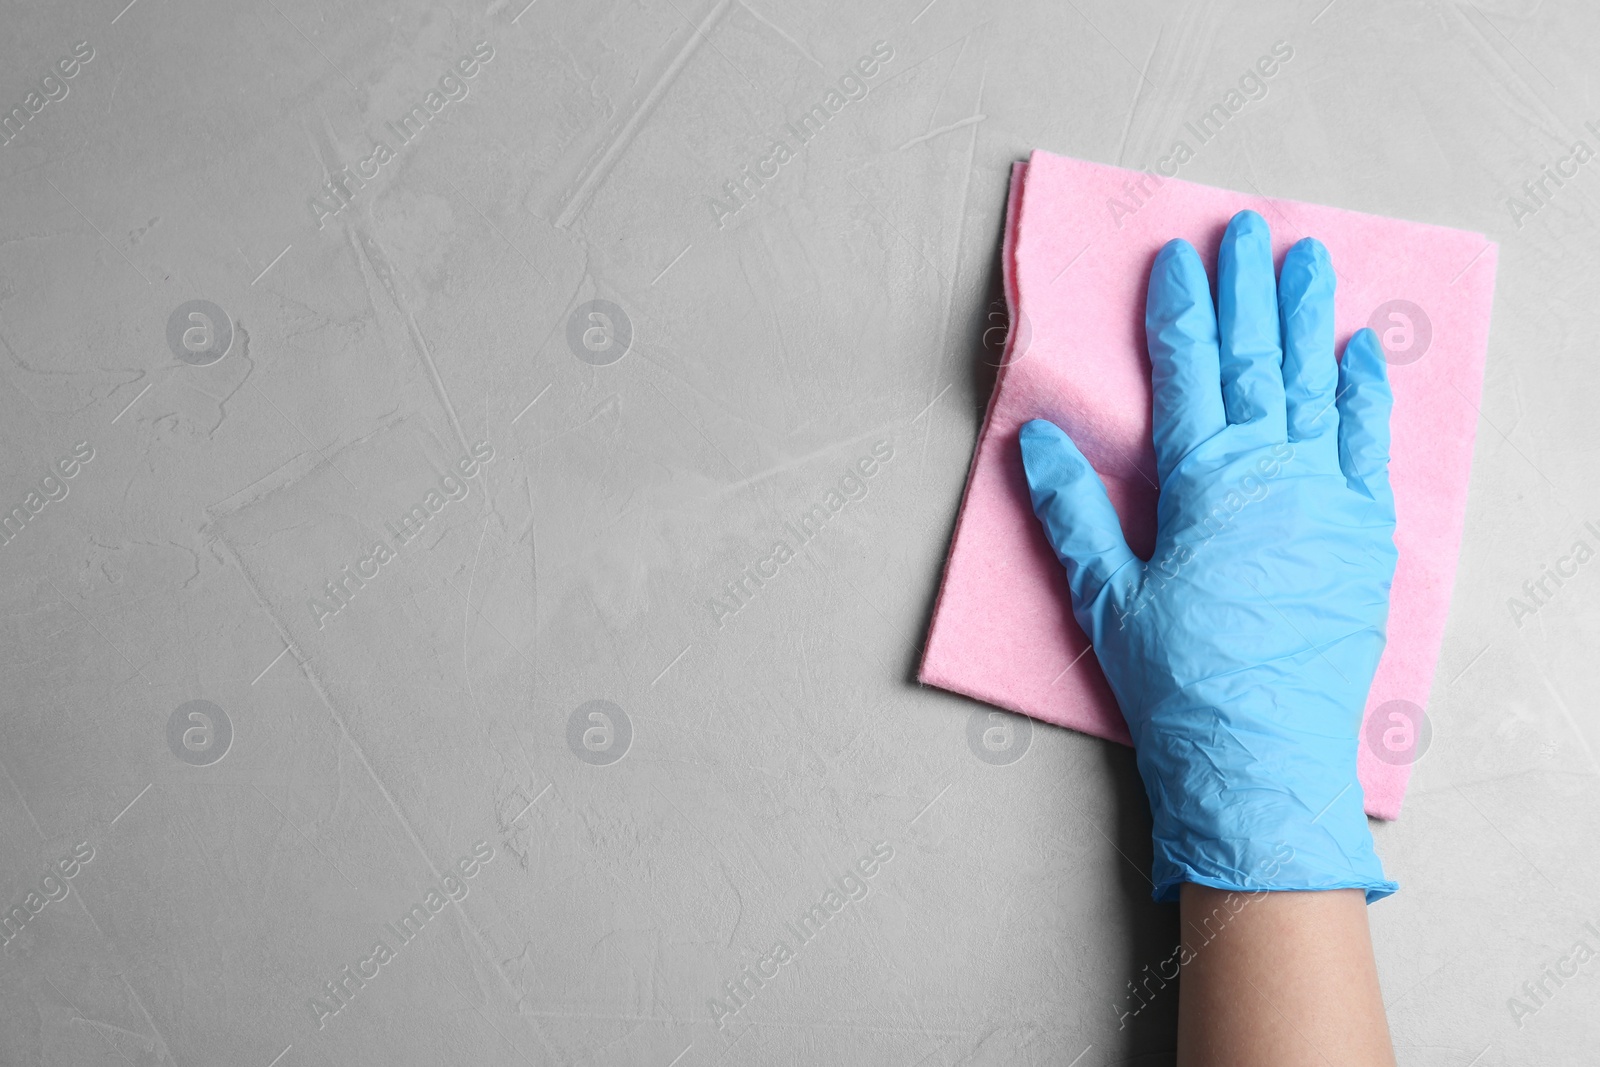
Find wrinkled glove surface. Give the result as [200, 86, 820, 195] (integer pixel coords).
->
[1021, 210, 1399, 903]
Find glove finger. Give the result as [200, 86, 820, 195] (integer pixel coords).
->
[1335, 328, 1395, 514]
[1019, 419, 1139, 611]
[1278, 237, 1339, 444]
[1217, 210, 1287, 443]
[1147, 238, 1227, 484]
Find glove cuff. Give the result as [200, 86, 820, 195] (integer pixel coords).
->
[1134, 713, 1397, 905]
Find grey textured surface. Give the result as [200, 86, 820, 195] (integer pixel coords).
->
[1, 1, 1597, 1064]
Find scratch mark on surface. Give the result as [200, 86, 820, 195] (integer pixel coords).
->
[845, 175, 949, 286]
[897, 114, 985, 151]
[916, 385, 941, 479]
[349, 225, 474, 456]
[265, 0, 362, 93]
[207, 535, 563, 1061]
[555, 0, 733, 229]
[443, 175, 549, 283]
[521, 393, 620, 458]
[1113, 27, 1164, 168]
[1461, 2, 1557, 90]
[43, 576, 154, 685]
[0, 757, 48, 840]
[645, 378, 751, 483]
[41, 974, 143, 1065]
[648, 783, 747, 946]
[463, 515, 491, 695]
[408, 314, 473, 456]
[45, 178, 150, 284]
[247, 380, 363, 494]
[1536, 670, 1600, 775]
[922, 32, 972, 139]
[1065, 0, 1156, 89]
[1453, 785, 1562, 892]
[118, 977, 176, 1067]
[1446, 378, 1558, 491]
[251, 785, 361, 891]
[441, 572, 553, 687]
[441, 973, 542, 1065]
[736, 1, 822, 68]
[911, 33, 989, 484]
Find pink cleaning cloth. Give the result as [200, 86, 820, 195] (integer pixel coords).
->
[920, 150, 1498, 819]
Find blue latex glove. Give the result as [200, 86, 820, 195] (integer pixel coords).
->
[1020, 210, 1398, 903]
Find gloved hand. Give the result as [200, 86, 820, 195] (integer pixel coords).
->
[1020, 210, 1398, 903]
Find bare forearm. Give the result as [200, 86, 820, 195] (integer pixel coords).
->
[1176, 886, 1396, 1067]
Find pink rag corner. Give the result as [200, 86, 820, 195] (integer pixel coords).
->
[920, 150, 1498, 820]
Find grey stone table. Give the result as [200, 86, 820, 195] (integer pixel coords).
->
[1, 1, 1596, 1064]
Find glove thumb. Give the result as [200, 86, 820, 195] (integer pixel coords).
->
[1019, 419, 1139, 623]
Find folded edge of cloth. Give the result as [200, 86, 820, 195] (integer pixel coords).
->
[920, 151, 1499, 820]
